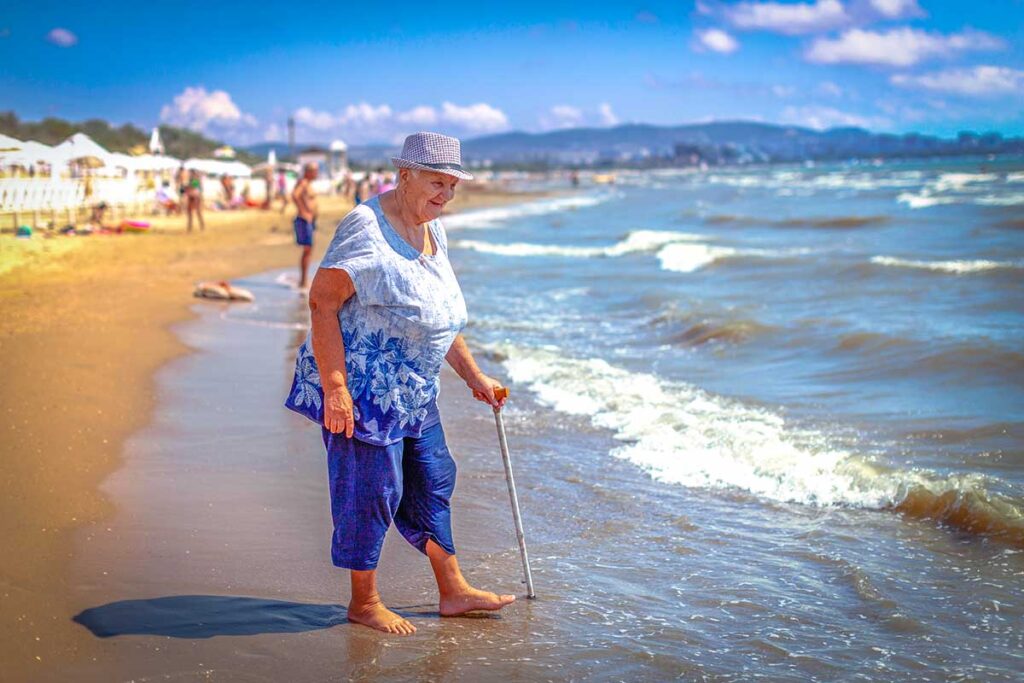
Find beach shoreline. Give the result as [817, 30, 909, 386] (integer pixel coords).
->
[0, 185, 551, 680]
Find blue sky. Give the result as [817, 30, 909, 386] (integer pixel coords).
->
[2, 0, 1022, 144]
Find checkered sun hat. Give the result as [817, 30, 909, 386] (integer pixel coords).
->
[390, 132, 474, 180]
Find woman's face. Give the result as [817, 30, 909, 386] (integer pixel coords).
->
[401, 169, 459, 222]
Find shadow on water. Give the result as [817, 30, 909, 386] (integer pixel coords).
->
[72, 595, 351, 639]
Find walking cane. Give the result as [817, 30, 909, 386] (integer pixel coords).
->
[492, 387, 536, 599]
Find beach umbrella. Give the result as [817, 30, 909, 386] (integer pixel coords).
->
[0, 133, 22, 152]
[108, 152, 140, 172]
[149, 127, 164, 155]
[73, 155, 106, 169]
[489, 387, 536, 598]
[53, 132, 112, 167]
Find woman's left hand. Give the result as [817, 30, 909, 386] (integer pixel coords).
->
[467, 372, 507, 409]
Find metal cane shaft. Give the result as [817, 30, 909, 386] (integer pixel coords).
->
[493, 406, 536, 599]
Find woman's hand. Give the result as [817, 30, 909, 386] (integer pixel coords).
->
[467, 372, 507, 409]
[324, 386, 355, 437]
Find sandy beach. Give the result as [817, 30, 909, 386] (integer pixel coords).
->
[0, 185, 547, 681]
[4, 163, 1023, 682]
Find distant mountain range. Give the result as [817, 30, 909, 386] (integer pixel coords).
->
[249, 121, 1023, 169]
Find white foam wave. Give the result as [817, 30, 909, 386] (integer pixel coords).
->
[656, 244, 735, 272]
[455, 240, 605, 258]
[496, 344, 934, 508]
[453, 230, 706, 259]
[656, 244, 810, 273]
[871, 255, 1021, 274]
[897, 192, 958, 209]
[975, 193, 1024, 206]
[933, 172, 998, 192]
[442, 193, 613, 230]
[1007, 172, 1024, 184]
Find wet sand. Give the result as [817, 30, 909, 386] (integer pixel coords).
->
[65, 282, 542, 680]
[0, 186, 547, 681]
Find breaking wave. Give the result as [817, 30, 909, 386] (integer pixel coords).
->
[494, 343, 1024, 545]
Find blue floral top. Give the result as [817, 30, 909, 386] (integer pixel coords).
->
[285, 196, 468, 445]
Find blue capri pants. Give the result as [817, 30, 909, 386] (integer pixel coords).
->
[321, 422, 457, 571]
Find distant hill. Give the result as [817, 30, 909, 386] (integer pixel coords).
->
[0, 112, 259, 164]
[457, 121, 1024, 167]
[250, 121, 1024, 170]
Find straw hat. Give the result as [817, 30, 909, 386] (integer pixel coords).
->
[390, 132, 474, 180]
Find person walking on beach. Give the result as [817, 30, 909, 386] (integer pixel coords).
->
[175, 165, 189, 213]
[292, 163, 319, 289]
[185, 169, 205, 232]
[276, 169, 289, 213]
[286, 132, 514, 635]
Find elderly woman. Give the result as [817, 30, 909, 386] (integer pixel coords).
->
[286, 132, 515, 635]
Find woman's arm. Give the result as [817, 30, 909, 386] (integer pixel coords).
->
[445, 334, 507, 409]
[308, 268, 356, 436]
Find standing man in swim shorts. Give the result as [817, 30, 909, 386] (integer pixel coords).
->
[292, 163, 319, 290]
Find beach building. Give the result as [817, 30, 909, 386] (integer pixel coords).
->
[297, 146, 328, 176]
[329, 139, 348, 177]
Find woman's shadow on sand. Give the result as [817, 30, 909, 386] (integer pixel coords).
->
[74, 596, 374, 639]
[74, 596, 499, 639]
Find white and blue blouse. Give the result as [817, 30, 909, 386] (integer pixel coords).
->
[285, 196, 468, 445]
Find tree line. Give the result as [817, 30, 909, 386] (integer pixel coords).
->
[0, 112, 258, 164]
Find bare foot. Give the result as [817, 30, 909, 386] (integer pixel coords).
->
[439, 586, 516, 616]
[347, 598, 417, 635]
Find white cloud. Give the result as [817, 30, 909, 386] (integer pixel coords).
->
[396, 105, 439, 126]
[538, 103, 618, 131]
[543, 105, 585, 129]
[725, 0, 848, 35]
[293, 106, 336, 131]
[891, 65, 1024, 97]
[868, 0, 924, 19]
[771, 84, 796, 98]
[440, 102, 509, 132]
[805, 27, 1005, 67]
[695, 28, 739, 54]
[338, 102, 393, 126]
[285, 101, 509, 142]
[598, 102, 619, 126]
[781, 104, 889, 130]
[160, 86, 257, 133]
[263, 123, 282, 142]
[46, 28, 77, 47]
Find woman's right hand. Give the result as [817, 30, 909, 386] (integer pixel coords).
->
[323, 386, 355, 437]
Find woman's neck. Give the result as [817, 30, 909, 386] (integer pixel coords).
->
[389, 187, 425, 229]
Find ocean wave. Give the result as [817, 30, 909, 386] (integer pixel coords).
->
[833, 332, 1024, 384]
[933, 172, 999, 192]
[442, 193, 614, 230]
[975, 193, 1024, 206]
[896, 192, 958, 209]
[495, 343, 1024, 545]
[871, 255, 1022, 274]
[655, 315, 775, 347]
[657, 244, 810, 273]
[704, 214, 887, 229]
[453, 229, 706, 258]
